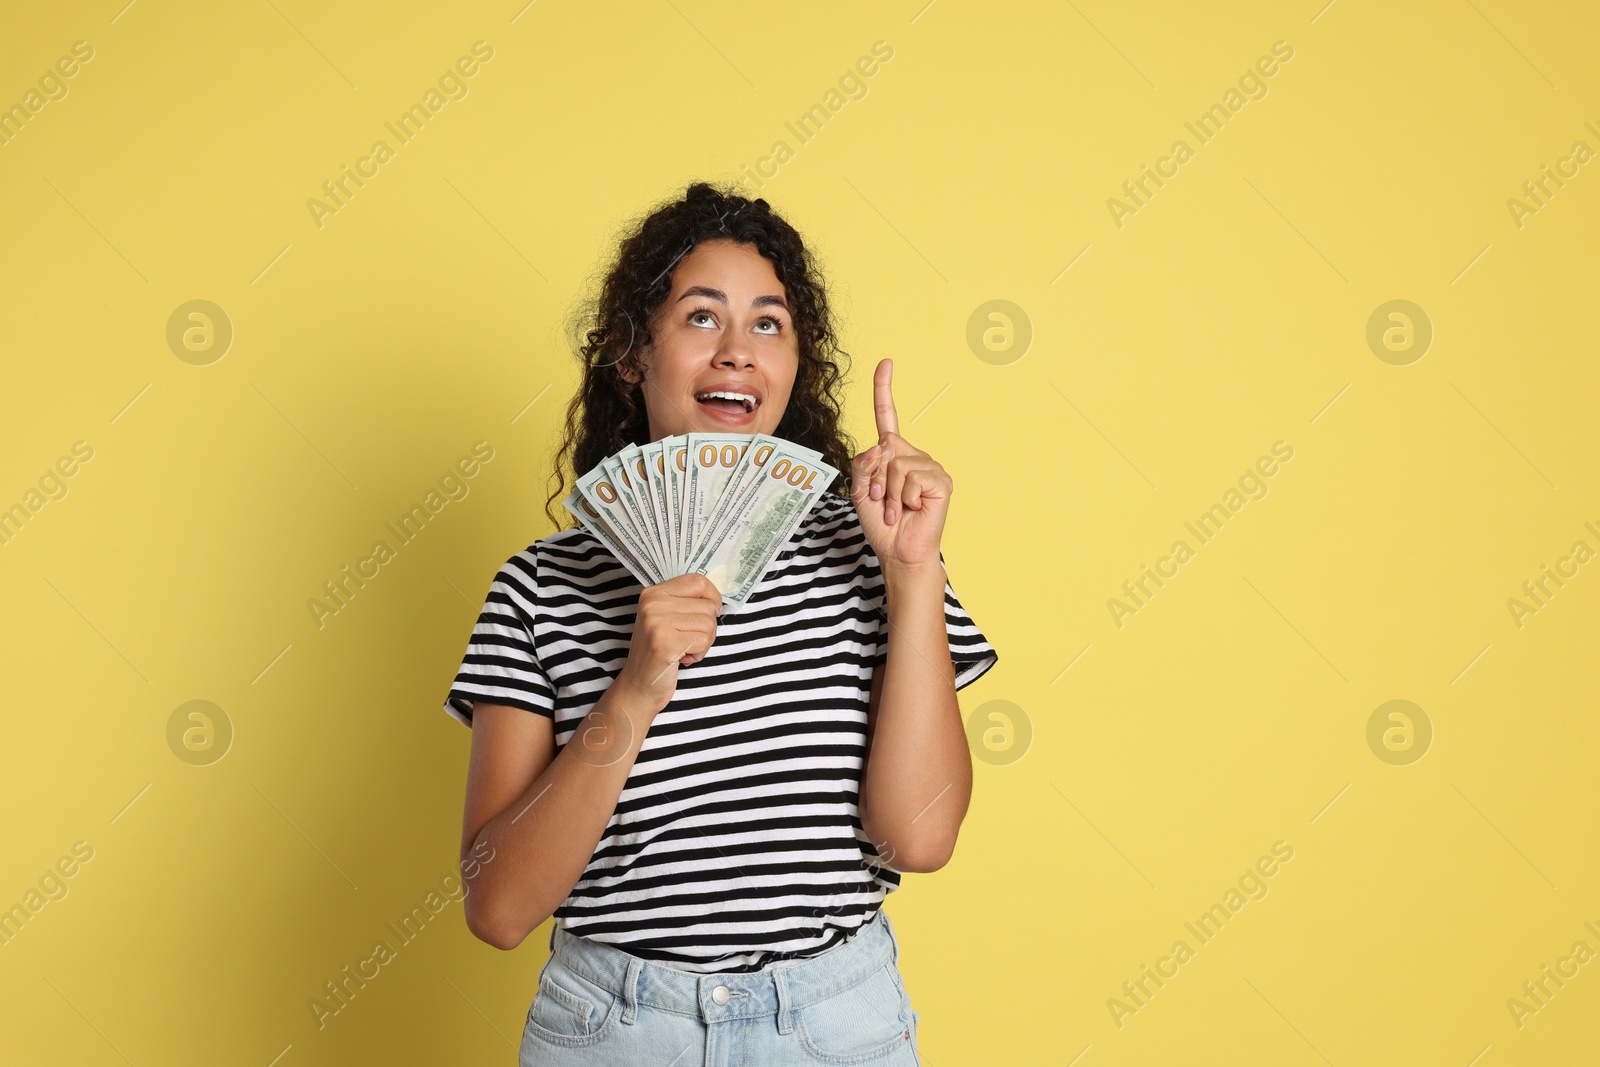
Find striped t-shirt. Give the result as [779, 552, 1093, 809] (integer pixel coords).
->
[443, 490, 998, 973]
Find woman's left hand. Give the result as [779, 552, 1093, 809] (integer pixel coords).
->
[850, 359, 951, 573]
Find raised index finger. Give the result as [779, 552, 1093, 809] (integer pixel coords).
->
[873, 358, 899, 439]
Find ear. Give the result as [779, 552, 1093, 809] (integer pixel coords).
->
[617, 353, 646, 386]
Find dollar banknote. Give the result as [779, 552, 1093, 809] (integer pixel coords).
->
[564, 433, 839, 609]
[688, 436, 825, 560]
[577, 460, 660, 583]
[685, 441, 834, 605]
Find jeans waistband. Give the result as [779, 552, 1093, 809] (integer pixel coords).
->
[547, 910, 900, 1028]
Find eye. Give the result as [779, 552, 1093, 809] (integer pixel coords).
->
[688, 305, 786, 335]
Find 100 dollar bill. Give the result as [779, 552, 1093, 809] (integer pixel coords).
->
[681, 433, 753, 554]
[687, 444, 838, 605]
[690, 436, 825, 559]
[577, 460, 661, 583]
[567, 433, 836, 606]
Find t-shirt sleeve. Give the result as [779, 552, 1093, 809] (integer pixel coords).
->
[937, 552, 999, 690]
[868, 546, 999, 692]
[443, 549, 556, 727]
[942, 560, 999, 690]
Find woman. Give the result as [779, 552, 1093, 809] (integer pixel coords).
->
[444, 181, 998, 1065]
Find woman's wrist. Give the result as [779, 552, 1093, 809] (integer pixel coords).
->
[608, 668, 665, 722]
[883, 558, 946, 606]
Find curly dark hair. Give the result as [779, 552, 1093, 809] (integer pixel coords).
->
[543, 180, 858, 531]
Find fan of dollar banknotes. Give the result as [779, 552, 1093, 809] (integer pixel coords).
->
[563, 433, 840, 609]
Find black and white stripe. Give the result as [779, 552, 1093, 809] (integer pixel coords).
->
[444, 492, 998, 973]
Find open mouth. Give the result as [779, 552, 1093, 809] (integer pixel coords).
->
[694, 390, 759, 415]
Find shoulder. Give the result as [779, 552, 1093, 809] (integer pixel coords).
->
[484, 525, 604, 592]
[530, 524, 600, 561]
[498, 525, 646, 612]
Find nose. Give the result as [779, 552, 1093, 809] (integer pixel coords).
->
[714, 338, 756, 370]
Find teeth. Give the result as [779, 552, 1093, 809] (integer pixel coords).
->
[696, 390, 757, 413]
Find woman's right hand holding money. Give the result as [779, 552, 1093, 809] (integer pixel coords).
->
[614, 572, 723, 715]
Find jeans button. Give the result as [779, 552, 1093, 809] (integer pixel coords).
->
[712, 985, 730, 1005]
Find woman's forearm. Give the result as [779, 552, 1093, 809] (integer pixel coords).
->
[858, 560, 973, 873]
[462, 683, 655, 949]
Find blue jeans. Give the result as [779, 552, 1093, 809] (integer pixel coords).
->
[518, 909, 923, 1066]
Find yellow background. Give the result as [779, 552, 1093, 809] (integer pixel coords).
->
[2, 1, 1597, 1064]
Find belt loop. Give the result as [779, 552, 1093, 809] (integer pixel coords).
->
[879, 909, 898, 965]
[773, 968, 794, 1035]
[548, 923, 557, 953]
[621, 957, 643, 1025]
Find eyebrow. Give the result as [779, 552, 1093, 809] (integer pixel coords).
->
[673, 285, 789, 313]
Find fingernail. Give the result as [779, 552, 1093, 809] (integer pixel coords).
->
[886, 507, 896, 523]
[870, 483, 883, 499]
